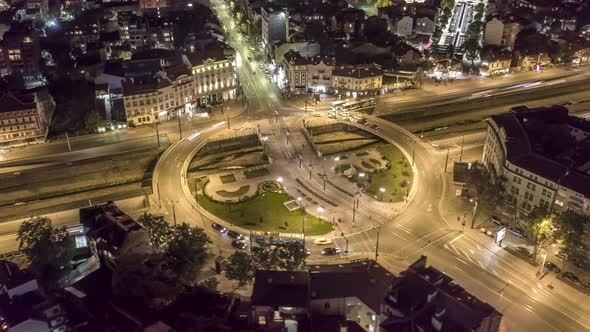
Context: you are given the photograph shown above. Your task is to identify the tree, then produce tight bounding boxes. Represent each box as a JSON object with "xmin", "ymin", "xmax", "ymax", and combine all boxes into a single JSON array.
[
  {"xmin": 252, "ymin": 246, "xmax": 281, "ymax": 270},
  {"xmin": 277, "ymin": 242, "xmax": 307, "ymax": 271},
  {"xmin": 198, "ymin": 277, "xmax": 220, "ymax": 290},
  {"xmin": 113, "ymin": 253, "xmax": 185, "ymax": 308},
  {"xmin": 525, "ymin": 207, "xmax": 553, "ymax": 260},
  {"xmin": 137, "ymin": 213, "xmax": 172, "ymax": 250},
  {"xmin": 17, "ymin": 217, "xmax": 74, "ymax": 290},
  {"xmin": 84, "ymin": 111, "xmax": 100, "ymax": 132},
  {"xmin": 554, "ymin": 211, "xmax": 589, "ymax": 268},
  {"xmin": 304, "ymin": 21, "xmax": 325, "ymax": 42},
  {"xmin": 463, "ymin": 37, "xmax": 481, "ymax": 69},
  {"xmin": 166, "ymin": 224, "xmax": 211, "ymax": 286},
  {"xmin": 225, "ymin": 251, "xmax": 255, "ymax": 287}
]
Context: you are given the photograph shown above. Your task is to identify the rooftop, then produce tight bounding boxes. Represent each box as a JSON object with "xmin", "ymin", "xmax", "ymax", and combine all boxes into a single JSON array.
[
  {"xmin": 0, "ymin": 93, "xmax": 36, "ymax": 114},
  {"xmin": 332, "ymin": 64, "xmax": 383, "ymax": 79},
  {"xmin": 381, "ymin": 256, "xmax": 501, "ymax": 332},
  {"xmin": 251, "ymin": 270, "xmax": 310, "ymax": 308}
]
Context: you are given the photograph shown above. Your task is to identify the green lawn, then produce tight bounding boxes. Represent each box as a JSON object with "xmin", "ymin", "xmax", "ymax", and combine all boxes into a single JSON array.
[
  {"xmin": 364, "ymin": 143, "xmax": 413, "ymax": 202},
  {"xmin": 197, "ymin": 192, "xmax": 333, "ymax": 235},
  {"xmin": 217, "ymin": 185, "xmax": 250, "ymax": 198},
  {"xmin": 188, "ymin": 176, "xmax": 209, "ymax": 193},
  {"xmin": 335, "ymin": 163, "xmax": 353, "ymax": 173}
]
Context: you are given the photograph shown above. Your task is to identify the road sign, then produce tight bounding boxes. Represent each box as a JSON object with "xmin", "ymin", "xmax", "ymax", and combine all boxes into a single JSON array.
[{"xmin": 495, "ymin": 227, "xmax": 507, "ymax": 244}]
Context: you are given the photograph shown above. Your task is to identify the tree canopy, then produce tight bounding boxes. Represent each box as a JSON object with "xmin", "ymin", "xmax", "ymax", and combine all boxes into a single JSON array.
[{"xmin": 17, "ymin": 217, "xmax": 74, "ymax": 290}]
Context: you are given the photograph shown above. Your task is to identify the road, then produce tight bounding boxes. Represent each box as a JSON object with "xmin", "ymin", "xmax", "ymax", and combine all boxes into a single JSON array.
[{"xmin": 151, "ymin": 2, "xmax": 590, "ymax": 331}]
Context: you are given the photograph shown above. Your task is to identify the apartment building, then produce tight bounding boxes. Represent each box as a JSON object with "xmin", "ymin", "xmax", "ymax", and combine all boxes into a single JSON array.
[
  {"xmin": 284, "ymin": 51, "xmax": 335, "ymax": 93},
  {"xmin": 484, "ymin": 17, "xmax": 522, "ymax": 50},
  {"xmin": 122, "ymin": 49, "xmax": 236, "ymax": 126},
  {"xmin": 0, "ymin": 23, "xmax": 40, "ymax": 81},
  {"xmin": 483, "ymin": 106, "xmax": 590, "ymax": 216},
  {"xmin": 332, "ymin": 64, "xmax": 383, "ymax": 98},
  {"xmin": 0, "ymin": 92, "xmax": 47, "ymax": 146}
]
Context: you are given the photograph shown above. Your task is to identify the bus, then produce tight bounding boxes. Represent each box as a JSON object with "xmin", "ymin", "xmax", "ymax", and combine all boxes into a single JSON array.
[
  {"xmin": 338, "ymin": 98, "xmax": 376, "ymax": 111},
  {"xmin": 330, "ymin": 100, "xmax": 346, "ymax": 110}
]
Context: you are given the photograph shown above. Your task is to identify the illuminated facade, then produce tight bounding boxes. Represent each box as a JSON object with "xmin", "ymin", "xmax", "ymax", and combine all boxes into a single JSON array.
[{"xmin": 0, "ymin": 93, "xmax": 47, "ymax": 146}]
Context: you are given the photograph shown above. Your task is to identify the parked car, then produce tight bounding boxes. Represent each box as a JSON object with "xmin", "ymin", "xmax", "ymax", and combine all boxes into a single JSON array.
[
  {"xmin": 582, "ymin": 281, "xmax": 590, "ymax": 291},
  {"xmin": 321, "ymin": 247, "xmax": 341, "ymax": 255},
  {"xmin": 357, "ymin": 118, "xmax": 368, "ymax": 125},
  {"xmin": 555, "ymin": 251, "xmax": 568, "ymax": 261},
  {"xmin": 231, "ymin": 240, "xmax": 247, "ymax": 250},
  {"xmin": 516, "ymin": 246, "xmax": 533, "ymax": 258},
  {"xmin": 509, "ymin": 227, "xmax": 525, "ymax": 238},
  {"xmin": 544, "ymin": 261, "xmax": 561, "ymax": 273},
  {"xmin": 314, "ymin": 237, "xmax": 333, "ymax": 245},
  {"xmin": 211, "ymin": 223, "xmax": 227, "ymax": 233},
  {"xmin": 254, "ymin": 236, "xmax": 268, "ymax": 245},
  {"xmin": 227, "ymin": 230, "xmax": 244, "ymax": 240},
  {"xmin": 562, "ymin": 272, "xmax": 580, "ymax": 283},
  {"xmin": 370, "ymin": 124, "xmax": 380, "ymax": 131},
  {"xmin": 490, "ymin": 216, "xmax": 503, "ymax": 226}
]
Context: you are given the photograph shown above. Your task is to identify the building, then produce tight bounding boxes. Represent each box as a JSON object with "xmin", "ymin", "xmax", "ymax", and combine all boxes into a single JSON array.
[
  {"xmin": 0, "ymin": 92, "xmax": 48, "ymax": 146},
  {"xmin": 284, "ymin": 51, "xmax": 335, "ymax": 93},
  {"xmin": 121, "ymin": 48, "xmax": 236, "ymax": 126},
  {"xmin": 331, "ymin": 8, "xmax": 365, "ymax": 37},
  {"xmin": 379, "ymin": 4, "xmax": 437, "ymax": 37},
  {"xmin": 309, "ymin": 260, "xmax": 395, "ymax": 331},
  {"xmin": 479, "ymin": 46, "xmax": 512, "ymax": 77},
  {"xmin": 184, "ymin": 48, "xmax": 237, "ymax": 106},
  {"xmin": 274, "ymin": 42, "xmax": 320, "ymax": 65},
  {"xmin": 261, "ymin": 6, "xmax": 289, "ymax": 51},
  {"xmin": 483, "ymin": 17, "xmax": 522, "ymax": 50},
  {"xmin": 381, "ymin": 256, "xmax": 502, "ymax": 332},
  {"xmin": 332, "ymin": 64, "xmax": 383, "ymax": 98},
  {"xmin": 250, "ymin": 260, "xmax": 396, "ymax": 331},
  {"xmin": 251, "ymin": 270, "xmax": 310, "ymax": 329},
  {"xmin": 25, "ymin": 0, "xmax": 49, "ymax": 21},
  {"xmin": 80, "ymin": 201, "xmax": 151, "ymax": 270},
  {"xmin": 483, "ymin": 106, "xmax": 590, "ymax": 216},
  {"xmin": 0, "ymin": 23, "xmax": 40, "ymax": 81}
]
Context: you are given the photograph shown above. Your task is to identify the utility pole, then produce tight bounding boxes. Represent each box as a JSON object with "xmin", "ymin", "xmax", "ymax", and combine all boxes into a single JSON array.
[
  {"xmin": 459, "ymin": 136, "xmax": 465, "ymax": 162},
  {"xmin": 471, "ymin": 201, "xmax": 478, "ymax": 229},
  {"xmin": 157, "ymin": 183, "xmax": 161, "ymax": 208},
  {"xmin": 352, "ymin": 197, "xmax": 356, "ymax": 226},
  {"xmin": 155, "ymin": 122, "xmax": 160, "ymax": 148},
  {"xmin": 444, "ymin": 148, "xmax": 449, "ymax": 172},
  {"xmin": 227, "ymin": 115, "xmax": 230, "ymax": 130},
  {"xmin": 323, "ymin": 175, "xmax": 326, "ymax": 190},
  {"xmin": 65, "ymin": 131, "xmax": 72, "ymax": 152},
  {"xmin": 177, "ymin": 114, "xmax": 182, "ymax": 140},
  {"xmin": 194, "ymin": 181, "xmax": 199, "ymax": 206},
  {"xmin": 375, "ymin": 227, "xmax": 380, "ymax": 262},
  {"xmin": 172, "ymin": 202, "xmax": 177, "ymax": 226}
]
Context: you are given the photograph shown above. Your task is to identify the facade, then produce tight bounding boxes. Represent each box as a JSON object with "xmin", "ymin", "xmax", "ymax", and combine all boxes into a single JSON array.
[
  {"xmin": 381, "ymin": 256, "xmax": 502, "ymax": 332},
  {"xmin": 284, "ymin": 52, "xmax": 335, "ymax": 93},
  {"xmin": 25, "ymin": 0, "xmax": 49, "ymax": 21},
  {"xmin": 0, "ymin": 93, "xmax": 47, "ymax": 146},
  {"xmin": 395, "ymin": 16, "xmax": 414, "ymax": 36},
  {"xmin": 0, "ymin": 23, "xmax": 40, "ymax": 81},
  {"xmin": 483, "ymin": 106, "xmax": 590, "ymax": 216},
  {"xmin": 122, "ymin": 50, "xmax": 235, "ymax": 126},
  {"xmin": 483, "ymin": 17, "xmax": 521, "ymax": 50},
  {"xmin": 332, "ymin": 64, "xmax": 383, "ymax": 98},
  {"xmin": 261, "ymin": 7, "xmax": 289, "ymax": 50},
  {"xmin": 480, "ymin": 47, "xmax": 512, "ymax": 77}
]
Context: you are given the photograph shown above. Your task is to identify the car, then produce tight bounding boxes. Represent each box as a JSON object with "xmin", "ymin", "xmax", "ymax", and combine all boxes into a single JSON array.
[
  {"xmin": 544, "ymin": 261, "xmax": 561, "ymax": 273},
  {"xmin": 562, "ymin": 272, "xmax": 580, "ymax": 283},
  {"xmin": 582, "ymin": 281, "xmax": 590, "ymax": 291},
  {"xmin": 490, "ymin": 216, "xmax": 503, "ymax": 226},
  {"xmin": 271, "ymin": 237, "xmax": 287, "ymax": 245},
  {"xmin": 357, "ymin": 118, "xmax": 368, "ymax": 125},
  {"xmin": 254, "ymin": 236, "xmax": 268, "ymax": 245},
  {"xmin": 370, "ymin": 124, "xmax": 380, "ymax": 131},
  {"xmin": 313, "ymin": 237, "xmax": 333, "ymax": 245},
  {"xmin": 508, "ymin": 227, "xmax": 525, "ymax": 238},
  {"xmin": 516, "ymin": 246, "xmax": 533, "ymax": 258},
  {"xmin": 211, "ymin": 223, "xmax": 227, "ymax": 233},
  {"xmin": 227, "ymin": 230, "xmax": 244, "ymax": 240},
  {"xmin": 555, "ymin": 251, "xmax": 568, "ymax": 260},
  {"xmin": 231, "ymin": 240, "xmax": 247, "ymax": 250},
  {"xmin": 321, "ymin": 247, "xmax": 341, "ymax": 255}
]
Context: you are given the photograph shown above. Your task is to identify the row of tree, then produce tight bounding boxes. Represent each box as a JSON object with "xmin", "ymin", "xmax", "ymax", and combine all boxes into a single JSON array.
[
  {"xmin": 462, "ymin": 3, "xmax": 486, "ymax": 69},
  {"xmin": 432, "ymin": 0, "xmax": 456, "ymax": 44},
  {"xmin": 224, "ymin": 242, "xmax": 308, "ymax": 288}
]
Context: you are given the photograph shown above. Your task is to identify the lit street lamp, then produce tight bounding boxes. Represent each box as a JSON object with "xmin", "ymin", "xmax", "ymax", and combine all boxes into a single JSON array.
[
  {"xmin": 379, "ymin": 187, "xmax": 386, "ymax": 201},
  {"xmin": 277, "ymin": 176, "xmax": 283, "ymax": 183},
  {"xmin": 334, "ymin": 156, "xmax": 340, "ymax": 168},
  {"xmin": 317, "ymin": 207, "xmax": 324, "ymax": 222},
  {"xmin": 359, "ymin": 172, "xmax": 365, "ymax": 187}
]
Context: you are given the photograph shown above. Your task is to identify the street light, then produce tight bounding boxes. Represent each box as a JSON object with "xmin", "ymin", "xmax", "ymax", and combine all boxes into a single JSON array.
[
  {"xmin": 379, "ymin": 187, "xmax": 386, "ymax": 201},
  {"xmin": 334, "ymin": 156, "xmax": 340, "ymax": 168},
  {"xmin": 277, "ymin": 176, "xmax": 283, "ymax": 183},
  {"xmin": 317, "ymin": 207, "xmax": 324, "ymax": 222},
  {"xmin": 359, "ymin": 172, "xmax": 365, "ymax": 187}
]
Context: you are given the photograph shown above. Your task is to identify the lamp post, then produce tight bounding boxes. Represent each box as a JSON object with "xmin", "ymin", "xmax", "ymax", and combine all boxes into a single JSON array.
[
  {"xmin": 317, "ymin": 207, "xmax": 324, "ymax": 222},
  {"xmin": 334, "ymin": 156, "xmax": 340, "ymax": 168},
  {"xmin": 539, "ymin": 252, "xmax": 548, "ymax": 277},
  {"xmin": 469, "ymin": 198, "xmax": 478, "ymax": 229},
  {"xmin": 359, "ymin": 172, "xmax": 365, "ymax": 188},
  {"xmin": 379, "ymin": 187, "xmax": 386, "ymax": 201}
]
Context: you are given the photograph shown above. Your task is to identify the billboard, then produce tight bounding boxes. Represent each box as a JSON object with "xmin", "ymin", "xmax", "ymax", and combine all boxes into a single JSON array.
[{"xmin": 495, "ymin": 227, "xmax": 507, "ymax": 244}]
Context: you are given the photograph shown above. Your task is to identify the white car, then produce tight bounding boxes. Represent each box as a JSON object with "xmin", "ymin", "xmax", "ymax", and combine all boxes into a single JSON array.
[{"xmin": 313, "ymin": 237, "xmax": 333, "ymax": 245}]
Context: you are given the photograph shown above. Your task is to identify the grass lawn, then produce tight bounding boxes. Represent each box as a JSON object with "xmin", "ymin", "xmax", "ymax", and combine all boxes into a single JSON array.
[
  {"xmin": 361, "ymin": 161, "xmax": 375, "ymax": 169},
  {"xmin": 316, "ymin": 139, "xmax": 379, "ymax": 155},
  {"xmin": 369, "ymin": 158, "xmax": 381, "ymax": 166},
  {"xmin": 335, "ymin": 163, "xmax": 353, "ymax": 173},
  {"xmin": 188, "ymin": 176, "xmax": 209, "ymax": 193},
  {"xmin": 217, "ymin": 185, "xmax": 250, "ymax": 198},
  {"xmin": 220, "ymin": 174, "xmax": 237, "ymax": 184},
  {"xmin": 197, "ymin": 192, "xmax": 333, "ymax": 235},
  {"xmin": 364, "ymin": 143, "xmax": 413, "ymax": 202}
]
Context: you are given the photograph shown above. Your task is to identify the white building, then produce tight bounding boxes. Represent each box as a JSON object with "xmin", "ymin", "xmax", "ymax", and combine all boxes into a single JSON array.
[
  {"xmin": 261, "ymin": 7, "xmax": 289, "ymax": 51},
  {"xmin": 284, "ymin": 51, "xmax": 335, "ymax": 93},
  {"xmin": 483, "ymin": 17, "xmax": 521, "ymax": 50},
  {"xmin": 483, "ymin": 106, "xmax": 590, "ymax": 216},
  {"xmin": 0, "ymin": 92, "xmax": 48, "ymax": 146},
  {"xmin": 332, "ymin": 64, "xmax": 383, "ymax": 98}
]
